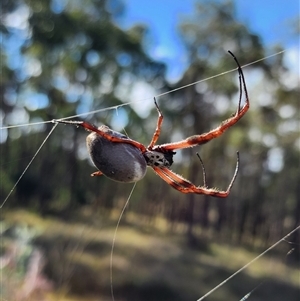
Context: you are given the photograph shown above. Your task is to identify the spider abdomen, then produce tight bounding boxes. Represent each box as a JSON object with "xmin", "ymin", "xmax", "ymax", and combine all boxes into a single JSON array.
[{"xmin": 86, "ymin": 126, "xmax": 147, "ymax": 183}]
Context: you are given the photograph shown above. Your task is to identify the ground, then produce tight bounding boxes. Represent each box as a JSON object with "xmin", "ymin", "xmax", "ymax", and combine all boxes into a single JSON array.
[{"xmin": 2, "ymin": 208, "xmax": 299, "ymax": 301}]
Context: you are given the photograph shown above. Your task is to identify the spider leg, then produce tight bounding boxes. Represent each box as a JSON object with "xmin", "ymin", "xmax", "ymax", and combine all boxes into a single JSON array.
[
  {"xmin": 157, "ymin": 104, "xmax": 248, "ymax": 151},
  {"xmin": 91, "ymin": 171, "xmax": 103, "ymax": 177},
  {"xmin": 196, "ymin": 152, "xmax": 207, "ymax": 187},
  {"xmin": 152, "ymin": 151, "xmax": 239, "ymax": 198},
  {"xmin": 53, "ymin": 119, "xmax": 147, "ymax": 152},
  {"xmin": 152, "ymin": 166, "xmax": 195, "ymax": 193},
  {"xmin": 147, "ymin": 97, "xmax": 164, "ymax": 149},
  {"xmin": 155, "ymin": 52, "xmax": 249, "ymax": 152},
  {"xmin": 228, "ymin": 51, "xmax": 249, "ymax": 112}
]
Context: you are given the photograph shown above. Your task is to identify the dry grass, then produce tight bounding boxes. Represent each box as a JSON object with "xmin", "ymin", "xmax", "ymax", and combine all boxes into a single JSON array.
[{"xmin": 2, "ymin": 208, "xmax": 299, "ymax": 301}]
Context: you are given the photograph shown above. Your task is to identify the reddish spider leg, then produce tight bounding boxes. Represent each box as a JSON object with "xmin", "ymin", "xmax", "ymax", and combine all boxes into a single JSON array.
[
  {"xmin": 153, "ymin": 152, "xmax": 240, "ymax": 197},
  {"xmin": 147, "ymin": 97, "xmax": 163, "ymax": 149},
  {"xmin": 52, "ymin": 120, "xmax": 147, "ymax": 152},
  {"xmin": 153, "ymin": 51, "xmax": 249, "ymax": 152}
]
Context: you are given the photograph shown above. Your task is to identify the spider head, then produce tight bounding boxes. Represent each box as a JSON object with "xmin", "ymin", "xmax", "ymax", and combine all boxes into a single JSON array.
[
  {"xmin": 144, "ymin": 150, "xmax": 176, "ymax": 168},
  {"xmin": 163, "ymin": 150, "xmax": 176, "ymax": 166}
]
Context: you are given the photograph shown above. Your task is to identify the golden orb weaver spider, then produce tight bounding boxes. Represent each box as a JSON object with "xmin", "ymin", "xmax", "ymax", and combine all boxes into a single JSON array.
[{"xmin": 53, "ymin": 51, "xmax": 249, "ymax": 197}]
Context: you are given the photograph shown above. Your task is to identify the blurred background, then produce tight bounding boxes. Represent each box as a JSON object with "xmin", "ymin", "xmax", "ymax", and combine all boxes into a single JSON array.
[{"xmin": 1, "ymin": 0, "xmax": 299, "ymax": 300}]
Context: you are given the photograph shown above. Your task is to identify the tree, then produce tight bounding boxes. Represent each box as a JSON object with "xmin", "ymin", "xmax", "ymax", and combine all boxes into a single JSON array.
[{"xmin": 1, "ymin": 0, "xmax": 166, "ymax": 212}]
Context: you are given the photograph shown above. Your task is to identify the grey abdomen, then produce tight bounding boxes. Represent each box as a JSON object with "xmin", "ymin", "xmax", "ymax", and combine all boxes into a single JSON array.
[{"xmin": 86, "ymin": 128, "xmax": 147, "ymax": 183}]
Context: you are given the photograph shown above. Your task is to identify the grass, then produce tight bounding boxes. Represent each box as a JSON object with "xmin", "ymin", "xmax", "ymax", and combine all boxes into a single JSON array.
[{"xmin": 2, "ymin": 208, "xmax": 299, "ymax": 301}]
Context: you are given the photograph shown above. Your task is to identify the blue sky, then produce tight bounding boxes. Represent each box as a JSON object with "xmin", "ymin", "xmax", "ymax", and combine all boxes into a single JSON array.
[
  {"xmin": 116, "ymin": 0, "xmax": 299, "ymax": 81},
  {"xmin": 1, "ymin": 0, "xmax": 298, "ymax": 127}
]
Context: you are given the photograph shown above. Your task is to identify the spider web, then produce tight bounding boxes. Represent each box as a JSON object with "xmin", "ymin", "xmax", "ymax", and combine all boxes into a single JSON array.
[{"xmin": 1, "ymin": 49, "xmax": 299, "ymax": 301}]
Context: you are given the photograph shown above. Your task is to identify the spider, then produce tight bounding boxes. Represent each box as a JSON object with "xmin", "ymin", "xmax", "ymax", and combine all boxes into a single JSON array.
[{"xmin": 53, "ymin": 51, "xmax": 249, "ymax": 197}]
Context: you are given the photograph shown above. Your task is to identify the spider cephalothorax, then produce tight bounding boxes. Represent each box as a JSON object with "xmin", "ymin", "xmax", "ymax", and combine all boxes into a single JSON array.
[
  {"xmin": 144, "ymin": 150, "xmax": 176, "ymax": 168},
  {"xmin": 53, "ymin": 51, "xmax": 249, "ymax": 197}
]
